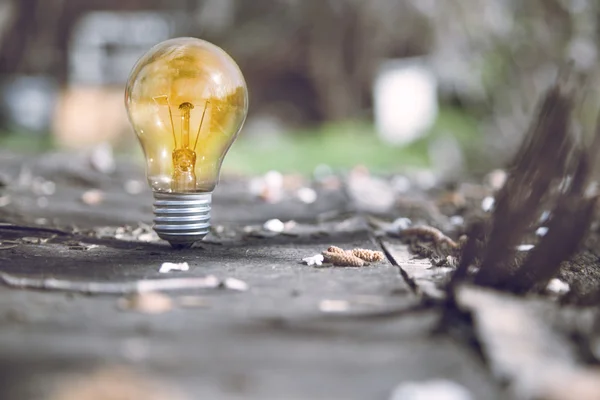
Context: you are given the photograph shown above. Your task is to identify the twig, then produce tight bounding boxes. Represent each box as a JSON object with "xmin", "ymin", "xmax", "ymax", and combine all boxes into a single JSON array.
[
  {"xmin": 0, "ymin": 273, "xmax": 248, "ymax": 294},
  {"xmin": 475, "ymin": 70, "xmax": 578, "ymax": 286},
  {"xmin": 449, "ymin": 221, "xmax": 486, "ymax": 289},
  {"xmin": 510, "ymin": 113, "xmax": 600, "ymax": 291},
  {"xmin": 396, "ymin": 226, "xmax": 459, "ymax": 249}
]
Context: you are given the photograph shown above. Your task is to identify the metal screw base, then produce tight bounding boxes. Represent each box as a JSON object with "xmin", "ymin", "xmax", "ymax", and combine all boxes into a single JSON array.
[{"xmin": 152, "ymin": 192, "xmax": 212, "ymax": 249}]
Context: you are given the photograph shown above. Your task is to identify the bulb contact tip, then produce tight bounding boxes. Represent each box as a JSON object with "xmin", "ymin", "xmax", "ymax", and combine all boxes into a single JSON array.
[{"xmin": 152, "ymin": 192, "xmax": 212, "ymax": 248}]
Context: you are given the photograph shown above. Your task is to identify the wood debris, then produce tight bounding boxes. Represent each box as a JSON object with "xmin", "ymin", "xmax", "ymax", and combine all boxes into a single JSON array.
[
  {"xmin": 351, "ymin": 248, "xmax": 385, "ymax": 262},
  {"xmin": 394, "ymin": 225, "xmax": 464, "ymax": 260},
  {"xmin": 322, "ymin": 250, "xmax": 364, "ymax": 267},
  {"xmin": 456, "ymin": 286, "xmax": 600, "ymax": 400},
  {"xmin": 321, "ymin": 246, "xmax": 385, "ymax": 267},
  {"xmin": 450, "ymin": 66, "xmax": 600, "ymax": 297},
  {"xmin": 48, "ymin": 366, "xmax": 189, "ymax": 400},
  {"xmin": 0, "ymin": 272, "xmax": 247, "ymax": 294}
]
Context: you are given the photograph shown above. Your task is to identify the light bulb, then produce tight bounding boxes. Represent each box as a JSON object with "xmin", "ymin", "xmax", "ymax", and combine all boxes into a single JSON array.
[{"xmin": 125, "ymin": 37, "xmax": 248, "ymax": 248}]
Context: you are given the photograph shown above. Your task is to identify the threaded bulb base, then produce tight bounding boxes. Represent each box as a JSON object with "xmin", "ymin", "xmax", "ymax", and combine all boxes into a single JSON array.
[{"xmin": 152, "ymin": 192, "xmax": 212, "ymax": 249}]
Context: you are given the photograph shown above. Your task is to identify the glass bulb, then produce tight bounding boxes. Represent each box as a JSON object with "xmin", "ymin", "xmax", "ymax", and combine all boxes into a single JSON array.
[{"xmin": 125, "ymin": 37, "xmax": 248, "ymax": 248}]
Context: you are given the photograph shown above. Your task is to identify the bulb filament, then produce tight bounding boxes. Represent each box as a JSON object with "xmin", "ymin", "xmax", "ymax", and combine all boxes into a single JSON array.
[{"xmin": 167, "ymin": 100, "xmax": 209, "ymax": 192}]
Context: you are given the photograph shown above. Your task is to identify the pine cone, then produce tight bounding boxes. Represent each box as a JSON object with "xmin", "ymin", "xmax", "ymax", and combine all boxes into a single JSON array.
[
  {"xmin": 351, "ymin": 248, "xmax": 385, "ymax": 262},
  {"xmin": 322, "ymin": 251, "xmax": 365, "ymax": 267},
  {"xmin": 327, "ymin": 246, "xmax": 345, "ymax": 254}
]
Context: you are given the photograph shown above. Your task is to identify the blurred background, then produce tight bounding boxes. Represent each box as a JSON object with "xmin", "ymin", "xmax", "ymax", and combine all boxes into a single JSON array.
[{"xmin": 1, "ymin": 0, "xmax": 599, "ymax": 179}]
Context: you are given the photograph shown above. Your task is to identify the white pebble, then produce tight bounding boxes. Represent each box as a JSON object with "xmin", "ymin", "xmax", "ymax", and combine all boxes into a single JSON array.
[
  {"xmin": 263, "ymin": 219, "xmax": 285, "ymax": 233},
  {"xmin": 302, "ymin": 254, "xmax": 324, "ymax": 266},
  {"xmin": 485, "ymin": 169, "xmax": 507, "ymax": 190},
  {"xmin": 81, "ymin": 189, "xmax": 104, "ymax": 205},
  {"xmin": 539, "ymin": 210, "xmax": 551, "ymax": 223},
  {"xmin": 481, "ymin": 196, "xmax": 495, "ymax": 212},
  {"xmin": 224, "ymin": 277, "xmax": 249, "ymax": 291},
  {"xmin": 392, "ymin": 217, "xmax": 412, "ymax": 231},
  {"xmin": 516, "ymin": 244, "xmax": 535, "ymax": 251},
  {"xmin": 248, "ymin": 177, "xmax": 265, "ymax": 196},
  {"xmin": 389, "ymin": 379, "xmax": 473, "ymax": 400},
  {"xmin": 546, "ymin": 278, "xmax": 569, "ymax": 295},
  {"xmin": 449, "ymin": 215, "xmax": 464, "ymax": 226},
  {"xmin": 0, "ymin": 195, "xmax": 10, "ymax": 207},
  {"xmin": 89, "ymin": 143, "xmax": 115, "ymax": 174},
  {"xmin": 536, "ymin": 226, "xmax": 549, "ymax": 237},
  {"xmin": 36, "ymin": 197, "xmax": 48, "ymax": 208},
  {"xmin": 319, "ymin": 300, "xmax": 350, "ymax": 313},
  {"xmin": 264, "ymin": 170, "xmax": 283, "ymax": 188},
  {"xmin": 159, "ymin": 262, "xmax": 190, "ymax": 273},
  {"xmin": 297, "ymin": 187, "xmax": 317, "ymax": 204},
  {"xmin": 391, "ymin": 175, "xmax": 411, "ymax": 193},
  {"xmin": 34, "ymin": 179, "xmax": 55, "ymax": 196},
  {"xmin": 124, "ymin": 179, "xmax": 144, "ymax": 195}
]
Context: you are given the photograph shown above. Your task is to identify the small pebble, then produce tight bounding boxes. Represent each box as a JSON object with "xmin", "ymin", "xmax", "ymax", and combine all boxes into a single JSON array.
[
  {"xmin": 159, "ymin": 262, "xmax": 189, "ymax": 273},
  {"xmin": 248, "ymin": 177, "xmax": 265, "ymax": 196},
  {"xmin": 516, "ymin": 244, "xmax": 535, "ymax": 251},
  {"xmin": 546, "ymin": 278, "xmax": 570, "ymax": 295},
  {"xmin": 392, "ymin": 217, "xmax": 412, "ymax": 231},
  {"xmin": 319, "ymin": 299, "xmax": 350, "ymax": 313},
  {"xmin": 36, "ymin": 197, "xmax": 48, "ymax": 208},
  {"xmin": 223, "ymin": 277, "xmax": 249, "ymax": 291},
  {"xmin": 21, "ymin": 237, "xmax": 42, "ymax": 244},
  {"xmin": 283, "ymin": 220, "xmax": 297, "ymax": 230},
  {"xmin": 536, "ymin": 226, "xmax": 549, "ymax": 237},
  {"xmin": 32, "ymin": 178, "xmax": 56, "ymax": 196},
  {"xmin": 485, "ymin": 169, "xmax": 507, "ymax": 191},
  {"xmin": 178, "ymin": 296, "xmax": 210, "ymax": 308},
  {"xmin": 118, "ymin": 292, "xmax": 173, "ymax": 314},
  {"xmin": 125, "ymin": 180, "xmax": 145, "ymax": 195},
  {"xmin": 263, "ymin": 219, "xmax": 285, "ymax": 233},
  {"xmin": 539, "ymin": 210, "xmax": 551, "ymax": 223},
  {"xmin": 389, "ymin": 379, "xmax": 473, "ymax": 400},
  {"xmin": 0, "ymin": 195, "xmax": 11, "ymax": 207},
  {"xmin": 391, "ymin": 175, "xmax": 411, "ymax": 193},
  {"xmin": 413, "ymin": 170, "xmax": 436, "ymax": 191},
  {"xmin": 449, "ymin": 215, "xmax": 464, "ymax": 226},
  {"xmin": 137, "ymin": 232, "xmax": 158, "ymax": 242},
  {"xmin": 40, "ymin": 180, "xmax": 56, "ymax": 195},
  {"xmin": 264, "ymin": 170, "xmax": 283, "ymax": 188},
  {"xmin": 89, "ymin": 143, "xmax": 115, "ymax": 174},
  {"xmin": 297, "ymin": 187, "xmax": 317, "ymax": 204},
  {"xmin": 481, "ymin": 196, "xmax": 495, "ymax": 212},
  {"xmin": 302, "ymin": 254, "xmax": 324, "ymax": 266},
  {"xmin": 81, "ymin": 189, "xmax": 104, "ymax": 205}
]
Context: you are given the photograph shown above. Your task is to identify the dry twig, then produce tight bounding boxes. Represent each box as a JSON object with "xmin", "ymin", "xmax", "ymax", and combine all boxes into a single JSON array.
[
  {"xmin": 451, "ymin": 66, "xmax": 600, "ymax": 296},
  {"xmin": 0, "ymin": 273, "xmax": 248, "ymax": 294}
]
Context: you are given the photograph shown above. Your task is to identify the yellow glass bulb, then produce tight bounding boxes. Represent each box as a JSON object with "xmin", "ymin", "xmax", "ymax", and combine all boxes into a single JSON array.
[
  {"xmin": 125, "ymin": 37, "xmax": 248, "ymax": 193},
  {"xmin": 124, "ymin": 37, "xmax": 248, "ymax": 248}
]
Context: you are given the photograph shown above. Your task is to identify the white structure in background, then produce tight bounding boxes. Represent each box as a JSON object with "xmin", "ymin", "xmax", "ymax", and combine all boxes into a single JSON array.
[
  {"xmin": 54, "ymin": 11, "xmax": 178, "ymax": 148},
  {"xmin": 69, "ymin": 11, "xmax": 175, "ymax": 85},
  {"xmin": 1, "ymin": 76, "xmax": 57, "ymax": 133},
  {"xmin": 373, "ymin": 58, "xmax": 438, "ymax": 146}
]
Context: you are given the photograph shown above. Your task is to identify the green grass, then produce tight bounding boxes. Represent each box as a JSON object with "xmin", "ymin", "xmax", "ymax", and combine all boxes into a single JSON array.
[
  {"xmin": 223, "ymin": 106, "xmax": 480, "ymax": 175},
  {"xmin": 0, "ymin": 106, "xmax": 480, "ymax": 176}
]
